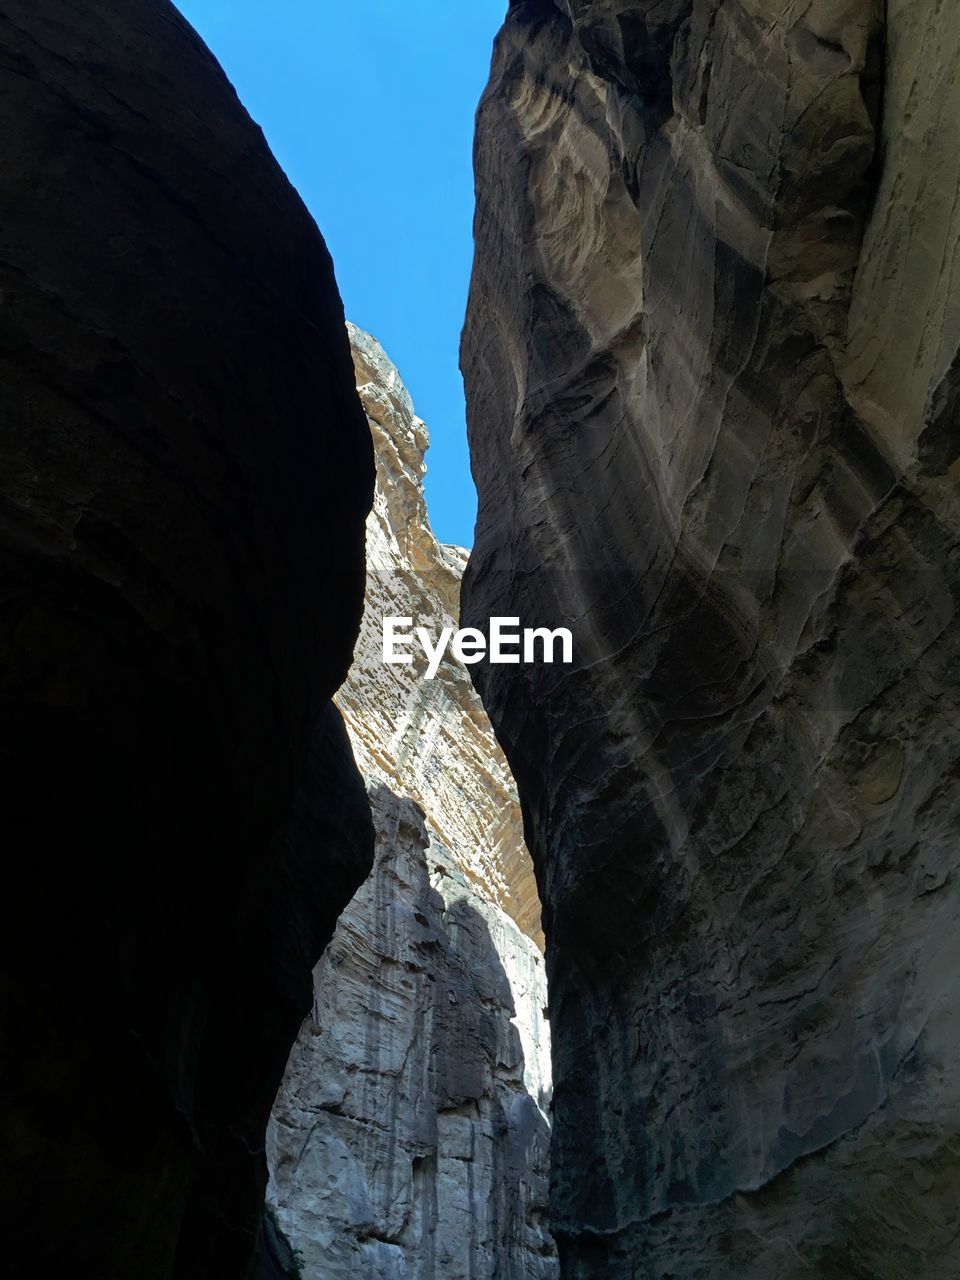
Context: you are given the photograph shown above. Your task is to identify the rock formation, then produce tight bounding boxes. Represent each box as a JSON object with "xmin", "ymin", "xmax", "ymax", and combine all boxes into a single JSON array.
[
  {"xmin": 0, "ymin": 4, "xmax": 374, "ymax": 1277},
  {"xmin": 339, "ymin": 323, "xmax": 544, "ymax": 947},
  {"xmin": 266, "ymin": 329, "xmax": 555, "ymax": 1278},
  {"xmin": 463, "ymin": 2, "xmax": 960, "ymax": 1276},
  {"xmin": 268, "ymin": 787, "xmax": 554, "ymax": 1280}
]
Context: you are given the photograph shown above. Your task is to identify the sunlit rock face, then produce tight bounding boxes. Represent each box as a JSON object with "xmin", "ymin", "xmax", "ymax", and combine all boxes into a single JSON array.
[
  {"xmin": 0, "ymin": 3, "xmax": 374, "ymax": 1276},
  {"xmin": 462, "ymin": 1, "xmax": 960, "ymax": 1276},
  {"xmin": 339, "ymin": 323, "xmax": 544, "ymax": 948},
  {"xmin": 266, "ymin": 329, "xmax": 555, "ymax": 1278}
]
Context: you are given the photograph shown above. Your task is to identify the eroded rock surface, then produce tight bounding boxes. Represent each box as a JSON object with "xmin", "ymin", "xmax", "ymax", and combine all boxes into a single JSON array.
[
  {"xmin": 339, "ymin": 324, "xmax": 544, "ymax": 946},
  {"xmin": 463, "ymin": 2, "xmax": 960, "ymax": 1276},
  {"xmin": 0, "ymin": 4, "xmax": 374, "ymax": 1276},
  {"xmin": 266, "ymin": 329, "xmax": 555, "ymax": 1278},
  {"xmin": 268, "ymin": 787, "xmax": 554, "ymax": 1280}
]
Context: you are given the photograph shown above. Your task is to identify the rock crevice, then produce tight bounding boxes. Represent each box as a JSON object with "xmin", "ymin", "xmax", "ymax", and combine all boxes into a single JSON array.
[{"xmin": 266, "ymin": 329, "xmax": 555, "ymax": 1279}]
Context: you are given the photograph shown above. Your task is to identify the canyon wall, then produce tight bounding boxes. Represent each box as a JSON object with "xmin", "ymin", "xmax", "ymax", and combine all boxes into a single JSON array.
[
  {"xmin": 338, "ymin": 325, "xmax": 544, "ymax": 946},
  {"xmin": 0, "ymin": 3, "xmax": 374, "ymax": 1276},
  {"xmin": 266, "ymin": 329, "xmax": 555, "ymax": 1278},
  {"xmin": 463, "ymin": 2, "xmax": 960, "ymax": 1277}
]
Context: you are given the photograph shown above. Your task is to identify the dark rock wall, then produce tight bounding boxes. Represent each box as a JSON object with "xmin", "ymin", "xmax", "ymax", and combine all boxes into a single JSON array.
[
  {"xmin": 0, "ymin": 2, "xmax": 374, "ymax": 1276},
  {"xmin": 463, "ymin": 1, "xmax": 960, "ymax": 1275}
]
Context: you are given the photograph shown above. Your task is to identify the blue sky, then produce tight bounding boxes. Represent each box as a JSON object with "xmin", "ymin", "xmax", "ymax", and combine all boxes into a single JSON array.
[{"xmin": 174, "ymin": 0, "xmax": 506, "ymax": 548}]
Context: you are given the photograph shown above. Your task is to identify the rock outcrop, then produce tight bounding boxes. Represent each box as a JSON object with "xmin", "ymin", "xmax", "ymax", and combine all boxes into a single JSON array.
[
  {"xmin": 268, "ymin": 786, "xmax": 554, "ymax": 1280},
  {"xmin": 266, "ymin": 329, "xmax": 555, "ymax": 1278},
  {"xmin": 0, "ymin": 4, "xmax": 374, "ymax": 1276},
  {"xmin": 463, "ymin": 2, "xmax": 960, "ymax": 1276},
  {"xmin": 339, "ymin": 323, "xmax": 544, "ymax": 946}
]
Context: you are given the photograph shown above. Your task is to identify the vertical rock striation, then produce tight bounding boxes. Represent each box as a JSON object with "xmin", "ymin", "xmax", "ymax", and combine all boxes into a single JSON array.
[
  {"xmin": 269, "ymin": 787, "xmax": 554, "ymax": 1280},
  {"xmin": 463, "ymin": 1, "xmax": 960, "ymax": 1276},
  {"xmin": 339, "ymin": 323, "xmax": 545, "ymax": 947},
  {"xmin": 267, "ymin": 329, "xmax": 556, "ymax": 1278},
  {"xmin": 0, "ymin": 3, "xmax": 374, "ymax": 1276}
]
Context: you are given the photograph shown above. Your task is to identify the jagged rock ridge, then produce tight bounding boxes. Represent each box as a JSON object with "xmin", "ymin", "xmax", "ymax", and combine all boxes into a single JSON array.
[
  {"xmin": 338, "ymin": 323, "xmax": 544, "ymax": 947},
  {"xmin": 462, "ymin": 1, "xmax": 960, "ymax": 1276},
  {"xmin": 267, "ymin": 329, "xmax": 555, "ymax": 1277},
  {"xmin": 0, "ymin": 3, "xmax": 374, "ymax": 1276}
]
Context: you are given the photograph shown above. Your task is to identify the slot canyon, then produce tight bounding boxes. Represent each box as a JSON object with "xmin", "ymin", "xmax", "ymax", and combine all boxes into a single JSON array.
[
  {"xmin": 1, "ymin": 1, "xmax": 959, "ymax": 1278},
  {"xmin": 263, "ymin": 325, "xmax": 555, "ymax": 1279}
]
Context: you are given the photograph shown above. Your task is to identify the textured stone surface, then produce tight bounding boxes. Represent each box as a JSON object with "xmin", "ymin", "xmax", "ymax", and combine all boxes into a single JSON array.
[
  {"xmin": 268, "ymin": 787, "xmax": 554, "ymax": 1280},
  {"xmin": 463, "ymin": 1, "xmax": 960, "ymax": 1276},
  {"xmin": 340, "ymin": 324, "xmax": 543, "ymax": 945},
  {"xmin": 0, "ymin": 4, "xmax": 374, "ymax": 1276},
  {"xmin": 266, "ymin": 328, "xmax": 555, "ymax": 1278}
]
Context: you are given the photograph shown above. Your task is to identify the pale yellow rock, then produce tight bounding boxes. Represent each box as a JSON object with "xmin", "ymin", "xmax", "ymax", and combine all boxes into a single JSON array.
[{"xmin": 338, "ymin": 323, "xmax": 543, "ymax": 946}]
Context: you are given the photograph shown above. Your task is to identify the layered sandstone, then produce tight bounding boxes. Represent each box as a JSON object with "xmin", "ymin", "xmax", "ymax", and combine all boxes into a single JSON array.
[
  {"xmin": 339, "ymin": 323, "xmax": 543, "ymax": 946},
  {"xmin": 266, "ymin": 329, "xmax": 555, "ymax": 1278},
  {"xmin": 463, "ymin": 2, "xmax": 960, "ymax": 1276},
  {"xmin": 0, "ymin": 4, "xmax": 374, "ymax": 1276}
]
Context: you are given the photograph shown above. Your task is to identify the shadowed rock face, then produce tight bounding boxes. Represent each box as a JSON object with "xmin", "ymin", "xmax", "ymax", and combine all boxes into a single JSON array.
[
  {"xmin": 268, "ymin": 786, "xmax": 555, "ymax": 1280},
  {"xmin": 463, "ymin": 1, "xmax": 960, "ymax": 1275},
  {"xmin": 0, "ymin": 3, "xmax": 374, "ymax": 1276}
]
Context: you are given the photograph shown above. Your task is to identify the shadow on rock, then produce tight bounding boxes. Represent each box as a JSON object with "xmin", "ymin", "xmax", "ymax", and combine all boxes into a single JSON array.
[{"xmin": 266, "ymin": 782, "xmax": 557, "ymax": 1279}]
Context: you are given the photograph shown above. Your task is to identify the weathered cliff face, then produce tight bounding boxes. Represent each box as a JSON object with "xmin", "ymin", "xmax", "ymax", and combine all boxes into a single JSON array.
[
  {"xmin": 463, "ymin": 2, "xmax": 960, "ymax": 1276},
  {"xmin": 268, "ymin": 787, "xmax": 554, "ymax": 1280},
  {"xmin": 266, "ymin": 329, "xmax": 555, "ymax": 1278},
  {"xmin": 340, "ymin": 323, "xmax": 544, "ymax": 946},
  {"xmin": 0, "ymin": 3, "xmax": 374, "ymax": 1276}
]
